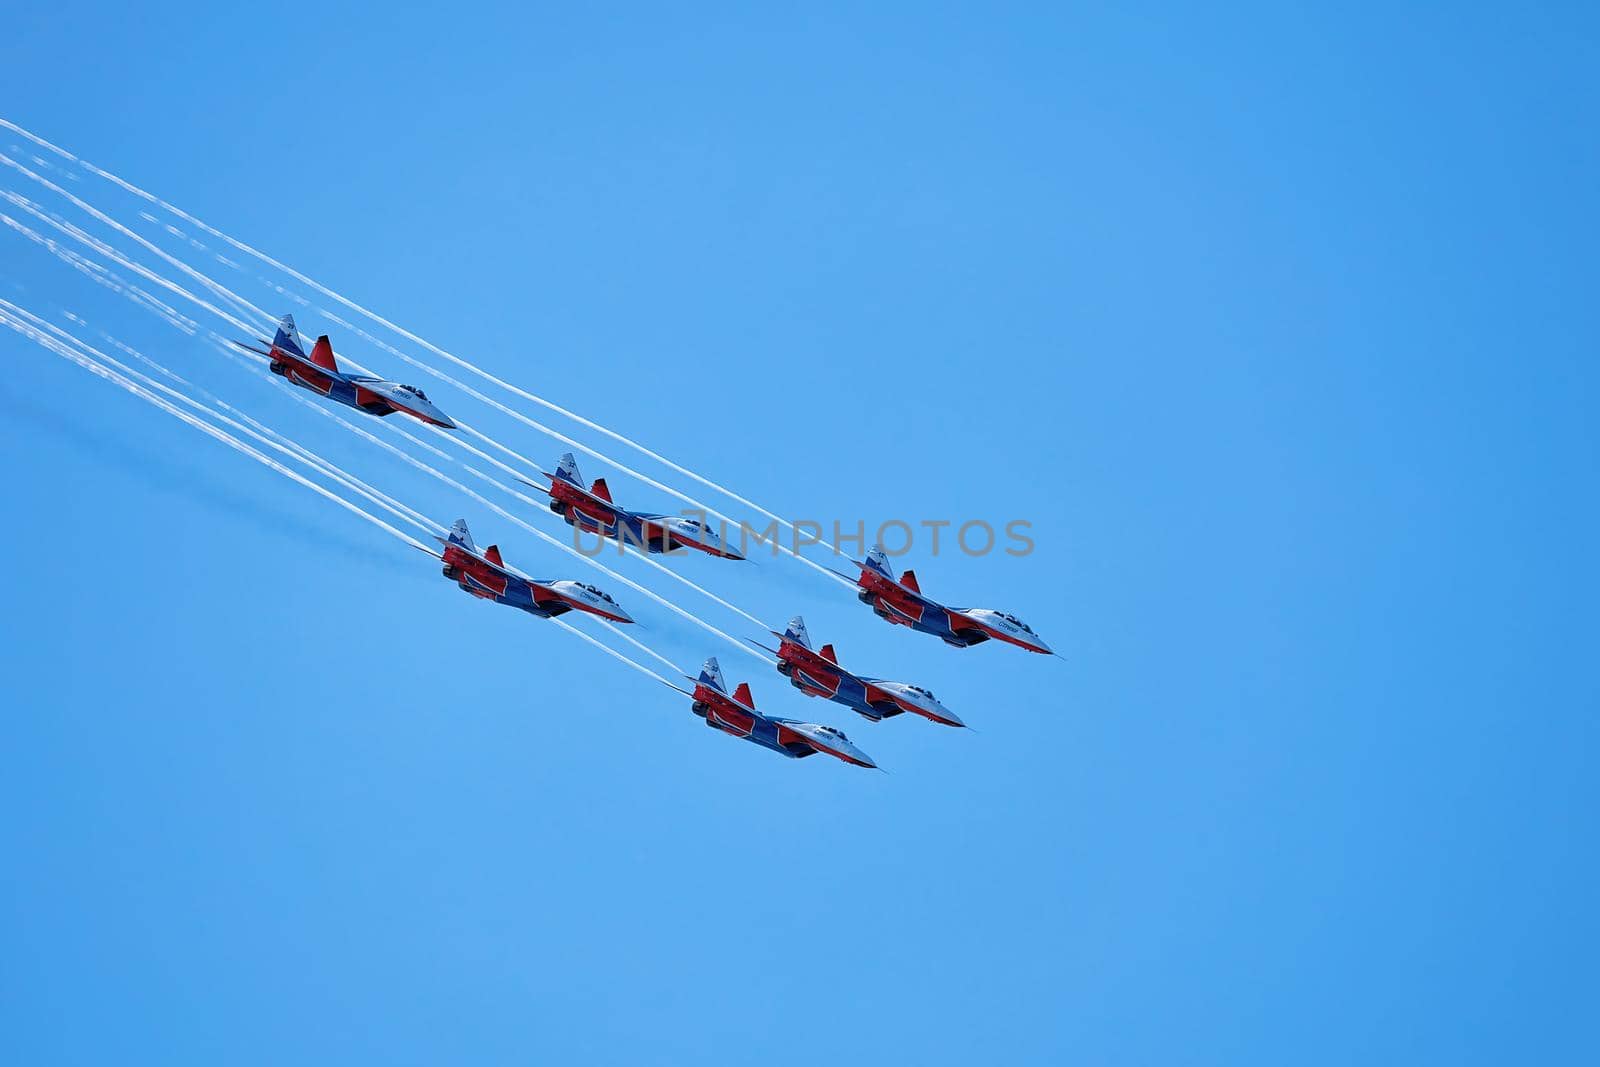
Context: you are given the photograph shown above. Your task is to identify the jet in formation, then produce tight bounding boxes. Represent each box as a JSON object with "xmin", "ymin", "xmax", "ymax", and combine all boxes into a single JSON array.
[
  {"xmin": 522, "ymin": 452, "xmax": 744, "ymax": 559},
  {"xmin": 752, "ymin": 616, "xmax": 965, "ymax": 728},
  {"xmin": 667, "ymin": 657, "xmax": 878, "ymax": 769},
  {"xmin": 845, "ymin": 545, "xmax": 1054, "ymax": 654},
  {"xmin": 429, "ymin": 519, "xmax": 633, "ymax": 623},
  {"xmin": 235, "ymin": 314, "xmax": 456, "ymax": 428}
]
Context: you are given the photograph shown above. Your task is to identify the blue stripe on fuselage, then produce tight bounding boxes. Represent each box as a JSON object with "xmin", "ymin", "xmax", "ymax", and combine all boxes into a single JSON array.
[{"xmin": 460, "ymin": 574, "xmax": 561, "ymax": 618}]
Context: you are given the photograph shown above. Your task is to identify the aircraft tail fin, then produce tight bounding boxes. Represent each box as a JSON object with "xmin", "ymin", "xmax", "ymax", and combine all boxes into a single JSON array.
[
  {"xmin": 732, "ymin": 682, "xmax": 756, "ymax": 709},
  {"xmin": 590, "ymin": 477, "xmax": 613, "ymax": 503},
  {"xmin": 270, "ymin": 314, "xmax": 306, "ymax": 359},
  {"xmin": 484, "ymin": 545, "xmax": 504, "ymax": 567},
  {"xmin": 782, "ymin": 616, "xmax": 813, "ymax": 649},
  {"xmin": 554, "ymin": 452, "xmax": 584, "ymax": 486},
  {"xmin": 861, "ymin": 544, "xmax": 894, "ymax": 579},
  {"xmin": 819, "ymin": 644, "xmax": 839, "ymax": 665},
  {"xmin": 308, "ymin": 334, "xmax": 339, "ymax": 372},
  {"xmin": 446, "ymin": 519, "xmax": 476, "ymax": 552},
  {"xmin": 900, "ymin": 569, "xmax": 921, "ymax": 593},
  {"xmin": 697, "ymin": 657, "xmax": 727, "ymax": 694}
]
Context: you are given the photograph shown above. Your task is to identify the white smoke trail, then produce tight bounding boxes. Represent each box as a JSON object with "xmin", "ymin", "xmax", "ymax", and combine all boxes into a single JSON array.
[
  {"xmin": 375, "ymin": 419, "xmax": 770, "ymax": 666},
  {"xmin": 0, "ymin": 155, "xmax": 769, "ymax": 552},
  {"xmin": 0, "ymin": 117, "xmax": 846, "ymax": 561},
  {"xmin": 429, "ymin": 422, "xmax": 772, "ymax": 629},
  {"xmin": 597, "ymin": 620, "xmax": 684, "ymax": 677},
  {"xmin": 0, "ymin": 299, "xmax": 439, "ymax": 541},
  {"xmin": 0, "ymin": 180, "xmax": 844, "ymax": 608},
  {"xmin": 0, "ymin": 306, "xmax": 432, "ymax": 554},
  {"xmin": 0, "ymin": 193, "xmax": 260, "ymax": 338},
  {"xmin": 551, "ymin": 619, "xmax": 676, "ymax": 691},
  {"xmin": 0, "ymin": 209, "xmax": 444, "ymax": 537},
  {"xmin": 0, "ymin": 302, "xmax": 691, "ymax": 696},
  {"xmin": 0, "ymin": 208, "xmax": 203, "ymax": 336},
  {"xmin": 0, "ymin": 152, "xmax": 275, "ymax": 338},
  {"xmin": 318, "ymin": 308, "xmax": 852, "ymax": 585},
  {"xmin": 0, "ymin": 172, "xmax": 778, "ymax": 654}
]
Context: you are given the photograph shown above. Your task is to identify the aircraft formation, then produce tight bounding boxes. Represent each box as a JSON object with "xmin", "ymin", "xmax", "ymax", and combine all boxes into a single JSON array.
[{"xmin": 242, "ymin": 310, "xmax": 1057, "ymax": 773}]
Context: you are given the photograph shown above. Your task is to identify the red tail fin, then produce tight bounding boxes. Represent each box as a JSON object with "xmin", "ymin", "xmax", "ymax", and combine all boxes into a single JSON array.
[
  {"xmin": 484, "ymin": 545, "xmax": 505, "ymax": 567},
  {"xmin": 308, "ymin": 335, "xmax": 339, "ymax": 372},
  {"xmin": 819, "ymin": 644, "xmax": 839, "ymax": 665},
  {"xmin": 900, "ymin": 570, "xmax": 921, "ymax": 593},
  {"xmin": 733, "ymin": 682, "xmax": 756, "ymax": 708},
  {"xmin": 590, "ymin": 478, "xmax": 613, "ymax": 503}
]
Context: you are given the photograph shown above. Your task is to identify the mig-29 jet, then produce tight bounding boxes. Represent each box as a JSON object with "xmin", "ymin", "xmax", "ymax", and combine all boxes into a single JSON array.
[
  {"xmin": 844, "ymin": 546, "xmax": 1054, "ymax": 655},
  {"xmin": 521, "ymin": 453, "xmax": 744, "ymax": 559},
  {"xmin": 428, "ymin": 519, "xmax": 632, "ymax": 623},
  {"xmin": 752, "ymin": 616, "xmax": 965, "ymax": 728},
  {"xmin": 666, "ymin": 657, "xmax": 878, "ymax": 769},
  {"xmin": 235, "ymin": 314, "xmax": 456, "ymax": 428}
]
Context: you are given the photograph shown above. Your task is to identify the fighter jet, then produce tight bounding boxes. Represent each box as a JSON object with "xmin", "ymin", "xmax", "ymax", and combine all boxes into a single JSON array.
[
  {"xmin": 234, "ymin": 314, "xmax": 456, "ymax": 428},
  {"xmin": 520, "ymin": 453, "xmax": 744, "ymax": 559},
  {"xmin": 752, "ymin": 616, "xmax": 965, "ymax": 728},
  {"xmin": 666, "ymin": 657, "xmax": 878, "ymax": 768},
  {"xmin": 428, "ymin": 519, "xmax": 633, "ymax": 623},
  {"xmin": 844, "ymin": 545, "xmax": 1054, "ymax": 654}
]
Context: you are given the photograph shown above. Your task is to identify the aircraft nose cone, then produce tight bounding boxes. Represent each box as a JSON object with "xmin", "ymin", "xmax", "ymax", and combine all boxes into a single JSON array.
[
  {"xmin": 938, "ymin": 706, "xmax": 967, "ymax": 728},
  {"xmin": 613, "ymin": 605, "xmax": 635, "ymax": 624}
]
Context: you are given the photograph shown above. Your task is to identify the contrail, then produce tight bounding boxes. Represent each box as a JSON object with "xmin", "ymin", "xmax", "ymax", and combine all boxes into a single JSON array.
[
  {"xmin": 0, "ymin": 154, "xmax": 273, "ymax": 338},
  {"xmin": 0, "ymin": 299, "xmax": 439, "ymax": 540},
  {"xmin": 0, "ymin": 117, "xmax": 847, "ymax": 560},
  {"xmin": 0, "ymin": 179, "xmax": 852, "ymax": 599},
  {"xmin": 0, "ymin": 180, "xmax": 775, "ymax": 657},
  {"xmin": 0, "ymin": 306, "xmax": 432, "ymax": 554},
  {"xmin": 430, "ymin": 422, "xmax": 772, "ymax": 630},
  {"xmin": 317, "ymin": 309, "xmax": 853, "ymax": 584},
  {"xmin": 0, "ymin": 193, "xmax": 259, "ymax": 338},
  {"xmin": 551, "ymin": 619, "xmax": 676, "ymax": 691},
  {"xmin": 374, "ymin": 419, "xmax": 770, "ymax": 666},
  {"xmin": 0, "ymin": 207, "xmax": 206, "ymax": 337},
  {"xmin": 2, "ymin": 160, "xmax": 851, "ymax": 589},
  {"xmin": 0, "ymin": 301, "xmax": 693, "ymax": 695},
  {"xmin": 597, "ymin": 620, "xmax": 684, "ymax": 677},
  {"xmin": 0, "ymin": 209, "xmax": 446, "ymax": 537}
]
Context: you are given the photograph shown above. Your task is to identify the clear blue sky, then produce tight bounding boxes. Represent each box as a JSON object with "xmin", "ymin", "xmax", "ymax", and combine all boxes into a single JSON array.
[{"xmin": 1, "ymin": 4, "xmax": 1595, "ymax": 1063}]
